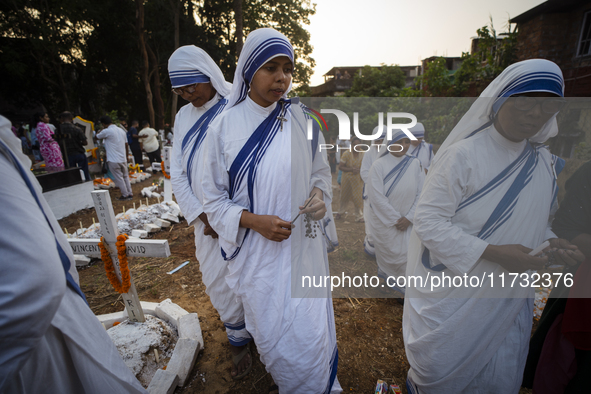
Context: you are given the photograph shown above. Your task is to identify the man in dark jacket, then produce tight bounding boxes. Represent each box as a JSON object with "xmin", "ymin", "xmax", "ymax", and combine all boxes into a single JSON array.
[
  {"xmin": 127, "ymin": 120, "xmax": 143, "ymax": 170},
  {"xmin": 59, "ymin": 111, "xmax": 89, "ymax": 181}
]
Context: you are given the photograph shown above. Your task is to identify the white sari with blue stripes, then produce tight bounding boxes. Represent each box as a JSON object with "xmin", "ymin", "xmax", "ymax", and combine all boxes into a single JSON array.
[
  {"xmin": 403, "ymin": 126, "xmax": 563, "ymax": 393},
  {"xmin": 171, "ymin": 94, "xmax": 252, "ymax": 346},
  {"xmin": 367, "ymin": 153, "xmax": 423, "ymax": 279},
  {"xmin": 408, "ymin": 140, "xmax": 433, "ymax": 171},
  {"xmin": 202, "ymin": 95, "xmax": 340, "ymax": 393},
  {"xmin": 0, "ymin": 121, "xmax": 146, "ymax": 394},
  {"xmin": 360, "ymin": 145, "xmax": 388, "ymax": 256}
]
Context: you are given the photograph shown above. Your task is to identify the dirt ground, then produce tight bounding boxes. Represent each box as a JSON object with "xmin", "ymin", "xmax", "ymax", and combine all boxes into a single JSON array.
[
  {"xmin": 59, "ymin": 165, "xmax": 553, "ymax": 393},
  {"xmin": 59, "ymin": 172, "xmax": 409, "ymax": 394}
]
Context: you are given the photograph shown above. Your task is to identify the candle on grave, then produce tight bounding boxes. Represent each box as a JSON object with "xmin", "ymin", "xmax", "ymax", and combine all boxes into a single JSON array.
[
  {"xmin": 92, "ymin": 218, "xmax": 95, "ymax": 225},
  {"xmin": 146, "ymin": 197, "xmax": 149, "ymax": 206},
  {"xmin": 133, "ymin": 202, "xmax": 136, "ymax": 210},
  {"xmin": 122, "ymin": 206, "xmax": 125, "ymax": 214},
  {"xmin": 80, "ymin": 221, "xmax": 83, "ymax": 230},
  {"xmin": 157, "ymin": 196, "xmax": 160, "ymax": 204},
  {"xmin": 64, "ymin": 227, "xmax": 69, "ymax": 236}
]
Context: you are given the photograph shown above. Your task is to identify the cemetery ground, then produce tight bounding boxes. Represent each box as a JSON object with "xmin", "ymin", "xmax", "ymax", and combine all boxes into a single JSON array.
[
  {"xmin": 58, "ymin": 174, "xmax": 542, "ymax": 394},
  {"xmin": 59, "ymin": 177, "xmax": 409, "ymax": 393}
]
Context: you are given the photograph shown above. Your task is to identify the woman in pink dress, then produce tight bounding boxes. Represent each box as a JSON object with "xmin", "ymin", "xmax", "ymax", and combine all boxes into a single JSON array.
[{"xmin": 35, "ymin": 112, "xmax": 64, "ymax": 172}]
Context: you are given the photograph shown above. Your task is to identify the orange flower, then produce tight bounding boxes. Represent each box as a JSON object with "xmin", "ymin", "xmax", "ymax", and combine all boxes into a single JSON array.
[
  {"xmin": 160, "ymin": 161, "xmax": 170, "ymax": 179},
  {"xmin": 99, "ymin": 234, "xmax": 131, "ymax": 294}
]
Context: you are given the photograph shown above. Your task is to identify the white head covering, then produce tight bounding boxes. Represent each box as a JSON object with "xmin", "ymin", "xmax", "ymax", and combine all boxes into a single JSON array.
[
  {"xmin": 168, "ymin": 45, "xmax": 232, "ymax": 97},
  {"xmin": 435, "ymin": 59, "xmax": 564, "ymax": 160},
  {"xmin": 227, "ymin": 28, "xmax": 294, "ymax": 108},
  {"xmin": 372, "ymin": 125, "xmax": 387, "ymax": 140},
  {"xmin": 409, "ymin": 122, "xmax": 425, "ymax": 139},
  {"xmin": 387, "ymin": 129, "xmax": 411, "ymax": 146}
]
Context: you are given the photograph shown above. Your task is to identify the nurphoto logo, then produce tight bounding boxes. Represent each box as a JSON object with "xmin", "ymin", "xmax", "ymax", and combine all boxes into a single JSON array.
[{"xmin": 307, "ymin": 110, "xmax": 418, "ymax": 152}]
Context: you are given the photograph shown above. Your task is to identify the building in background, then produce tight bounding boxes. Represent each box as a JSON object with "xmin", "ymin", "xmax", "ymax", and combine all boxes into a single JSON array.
[
  {"xmin": 512, "ymin": 0, "xmax": 591, "ymax": 158},
  {"xmin": 512, "ymin": 0, "xmax": 591, "ymax": 97},
  {"xmin": 311, "ymin": 65, "xmax": 419, "ymax": 97}
]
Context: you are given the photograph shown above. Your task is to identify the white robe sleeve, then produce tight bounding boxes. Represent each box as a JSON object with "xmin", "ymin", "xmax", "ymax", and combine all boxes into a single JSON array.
[
  {"xmin": 170, "ymin": 111, "xmax": 202, "ymax": 226},
  {"xmin": 201, "ymin": 127, "xmax": 248, "ymax": 254},
  {"xmin": 406, "ymin": 161, "xmax": 425, "ymax": 224},
  {"xmin": 413, "ymin": 147, "xmax": 489, "ymax": 275},
  {"xmin": 0, "ymin": 153, "xmax": 66, "ymax": 390},
  {"xmin": 545, "ymin": 195, "xmax": 559, "ymax": 241},
  {"xmin": 309, "ymin": 131, "xmax": 332, "ymax": 200},
  {"xmin": 367, "ymin": 161, "xmax": 401, "ymax": 228},
  {"xmin": 359, "ymin": 149, "xmax": 374, "ymax": 183}
]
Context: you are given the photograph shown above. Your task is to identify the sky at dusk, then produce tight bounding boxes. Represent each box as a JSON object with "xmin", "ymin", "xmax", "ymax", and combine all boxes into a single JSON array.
[{"xmin": 306, "ymin": 0, "xmax": 547, "ymax": 86}]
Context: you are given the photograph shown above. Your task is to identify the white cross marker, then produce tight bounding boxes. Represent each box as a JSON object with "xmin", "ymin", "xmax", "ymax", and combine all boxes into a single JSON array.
[
  {"xmin": 162, "ymin": 146, "xmax": 173, "ymax": 202},
  {"xmin": 68, "ymin": 190, "xmax": 171, "ymax": 322}
]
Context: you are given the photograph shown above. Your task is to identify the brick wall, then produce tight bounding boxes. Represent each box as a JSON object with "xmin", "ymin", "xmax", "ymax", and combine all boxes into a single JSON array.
[{"xmin": 516, "ymin": 3, "xmax": 591, "ymax": 96}]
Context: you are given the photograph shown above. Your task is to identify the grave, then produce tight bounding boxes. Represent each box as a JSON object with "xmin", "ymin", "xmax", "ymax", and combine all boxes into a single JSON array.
[
  {"xmin": 36, "ymin": 167, "xmax": 85, "ymax": 191},
  {"xmin": 39, "ymin": 167, "xmax": 94, "ymax": 220},
  {"xmin": 36, "ymin": 117, "xmax": 96, "ymax": 219},
  {"xmin": 68, "ymin": 190, "xmax": 202, "ymax": 392}
]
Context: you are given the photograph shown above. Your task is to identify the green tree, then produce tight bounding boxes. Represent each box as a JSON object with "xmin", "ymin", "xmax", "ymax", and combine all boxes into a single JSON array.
[
  {"xmin": 453, "ymin": 20, "xmax": 517, "ymax": 95},
  {"xmin": 345, "ymin": 65, "xmax": 406, "ymax": 97},
  {"xmin": 414, "ymin": 58, "xmax": 454, "ymax": 97},
  {"xmin": 0, "ymin": 0, "xmax": 317, "ymax": 125},
  {"xmin": 0, "ymin": 0, "xmax": 95, "ymax": 113}
]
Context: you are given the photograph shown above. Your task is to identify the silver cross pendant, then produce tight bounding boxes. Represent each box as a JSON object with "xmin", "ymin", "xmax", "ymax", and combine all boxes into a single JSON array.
[
  {"xmin": 277, "ymin": 115, "xmax": 287, "ymax": 131},
  {"xmin": 277, "ymin": 101, "xmax": 287, "ymax": 131}
]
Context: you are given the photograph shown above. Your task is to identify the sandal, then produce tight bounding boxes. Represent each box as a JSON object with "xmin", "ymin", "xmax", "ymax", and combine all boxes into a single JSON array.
[{"xmin": 231, "ymin": 343, "xmax": 252, "ymax": 381}]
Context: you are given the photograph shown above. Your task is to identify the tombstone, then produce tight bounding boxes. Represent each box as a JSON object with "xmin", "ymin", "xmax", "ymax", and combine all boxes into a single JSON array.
[
  {"xmin": 36, "ymin": 167, "xmax": 84, "ymax": 192},
  {"xmin": 68, "ymin": 190, "xmax": 171, "ymax": 322},
  {"xmin": 73, "ymin": 115, "xmax": 96, "ymax": 152},
  {"xmin": 162, "ymin": 146, "xmax": 172, "ymax": 202}
]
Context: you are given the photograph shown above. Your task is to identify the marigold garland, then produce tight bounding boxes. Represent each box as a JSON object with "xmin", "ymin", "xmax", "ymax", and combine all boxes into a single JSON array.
[
  {"xmin": 160, "ymin": 161, "xmax": 170, "ymax": 179},
  {"xmin": 98, "ymin": 234, "xmax": 131, "ymax": 294}
]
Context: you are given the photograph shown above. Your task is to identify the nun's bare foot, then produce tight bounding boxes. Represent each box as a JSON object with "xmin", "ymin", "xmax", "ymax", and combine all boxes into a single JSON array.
[{"xmin": 230, "ymin": 343, "xmax": 252, "ymax": 380}]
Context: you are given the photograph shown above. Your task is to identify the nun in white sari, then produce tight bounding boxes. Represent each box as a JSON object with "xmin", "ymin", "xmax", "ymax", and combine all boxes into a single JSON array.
[
  {"xmin": 168, "ymin": 46, "xmax": 253, "ymax": 376},
  {"xmin": 403, "ymin": 59, "xmax": 583, "ymax": 393},
  {"xmin": 360, "ymin": 125, "xmax": 388, "ymax": 257},
  {"xmin": 366, "ymin": 130, "xmax": 424, "ymax": 282},
  {"xmin": 201, "ymin": 28, "xmax": 341, "ymax": 393},
  {"xmin": 0, "ymin": 116, "xmax": 146, "ymax": 393},
  {"xmin": 407, "ymin": 123, "xmax": 433, "ymax": 172}
]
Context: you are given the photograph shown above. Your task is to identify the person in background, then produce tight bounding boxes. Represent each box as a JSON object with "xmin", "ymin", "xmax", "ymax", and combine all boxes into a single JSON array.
[
  {"xmin": 360, "ymin": 126, "xmax": 388, "ymax": 257},
  {"xmin": 96, "ymin": 115, "xmax": 133, "ymax": 200},
  {"xmin": 327, "ymin": 136, "xmax": 337, "ymax": 173},
  {"xmin": 407, "ymin": 122, "xmax": 433, "ymax": 173},
  {"xmin": 338, "ymin": 136, "xmax": 364, "ymax": 221},
  {"xmin": 168, "ymin": 44, "xmax": 252, "ymax": 380},
  {"xmin": 367, "ymin": 131, "xmax": 424, "ymax": 298},
  {"xmin": 523, "ymin": 160, "xmax": 591, "ymax": 393},
  {"xmin": 335, "ymin": 136, "xmax": 350, "ymax": 186},
  {"xmin": 127, "ymin": 120, "xmax": 143, "ymax": 170},
  {"xmin": 60, "ymin": 111, "xmax": 89, "ymax": 181},
  {"xmin": 138, "ymin": 121, "xmax": 161, "ymax": 172},
  {"xmin": 29, "ymin": 118, "xmax": 42, "ymax": 162},
  {"xmin": 34, "ymin": 112, "xmax": 64, "ymax": 172},
  {"xmin": 17, "ymin": 123, "xmax": 31, "ymax": 155}
]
